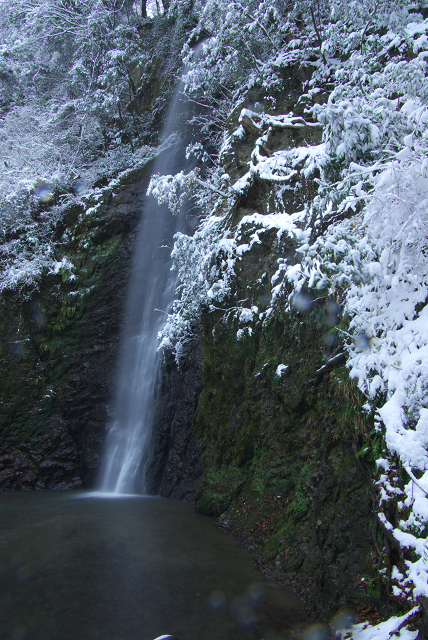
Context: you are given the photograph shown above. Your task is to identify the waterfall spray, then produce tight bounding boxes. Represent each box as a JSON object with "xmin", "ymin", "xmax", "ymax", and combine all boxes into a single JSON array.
[{"xmin": 98, "ymin": 81, "xmax": 194, "ymax": 494}]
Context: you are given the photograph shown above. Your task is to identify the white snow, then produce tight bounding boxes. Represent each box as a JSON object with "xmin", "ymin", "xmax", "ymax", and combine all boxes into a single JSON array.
[
  {"xmin": 349, "ymin": 608, "xmax": 419, "ymax": 640},
  {"xmin": 276, "ymin": 364, "xmax": 288, "ymax": 377}
]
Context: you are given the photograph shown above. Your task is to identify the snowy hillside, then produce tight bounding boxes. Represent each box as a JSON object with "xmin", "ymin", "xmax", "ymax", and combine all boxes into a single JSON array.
[{"xmin": 1, "ymin": 0, "xmax": 428, "ymax": 635}]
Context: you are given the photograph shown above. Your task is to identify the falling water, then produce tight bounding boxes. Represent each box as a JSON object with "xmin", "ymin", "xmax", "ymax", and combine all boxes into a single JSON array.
[{"xmin": 98, "ymin": 82, "xmax": 193, "ymax": 494}]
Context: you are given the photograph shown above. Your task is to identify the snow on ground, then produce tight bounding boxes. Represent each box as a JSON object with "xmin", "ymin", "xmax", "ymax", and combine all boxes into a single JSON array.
[{"xmin": 348, "ymin": 608, "xmax": 419, "ymax": 640}]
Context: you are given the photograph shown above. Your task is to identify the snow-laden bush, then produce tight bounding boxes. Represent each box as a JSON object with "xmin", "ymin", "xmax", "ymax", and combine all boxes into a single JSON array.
[
  {"xmin": 155, "ymin": 205, "xmax": 311, "ymax": 359},
  {"xmin": 152, "ymin": 1, "xmax": 428, "ymax": 630},
  {"xmin": 0, "ymin": 0, "xmax": 193, "ymax": 295},
  {"xmin": 283, "ymin": 137, "xmax": 428, "ymax": 601},
  {"xmin": 181, "ymin": 0, "xmax": 286, "ymax": 99},
  {"xmin": 157, "ymin": 214, "xmax": 235, "ymax": 357},
  {"xmin": 148, "ymin": 109, "xmax": 320, "ymax": 355}
]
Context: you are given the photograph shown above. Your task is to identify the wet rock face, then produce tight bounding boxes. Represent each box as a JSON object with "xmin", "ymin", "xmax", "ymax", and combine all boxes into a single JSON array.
[
  {"xmin": 191, "ymin": 309, "xmax": 377, "ymax": 620},
  {"xmin": 146, "ymin": 340, "xmax": 203, "ymax": 503},
  {"xmin": 0, "ymin": 418, "xmax": 82, "ymax": 490},
  {"xmin": 0, "ymin": 167, "xmax": 151, "ymax": 489}
]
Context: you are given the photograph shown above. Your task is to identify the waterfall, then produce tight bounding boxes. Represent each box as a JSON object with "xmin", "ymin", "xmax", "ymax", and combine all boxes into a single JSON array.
[{"xmin": 97, "ymin": 81, "xmax": 193, "ymax": 495}]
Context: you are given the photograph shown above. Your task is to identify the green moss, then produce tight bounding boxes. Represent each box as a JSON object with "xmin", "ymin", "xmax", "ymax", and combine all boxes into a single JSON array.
[
  {"xmin": 198, "ymin": 489, "xmax": 233, "ymax": 515},
  {"xmin": 264, "ymin": 522, "xmax": 297, "ymax": 559},
  {"xmin": 206, "ymin": 465, "xmax": 246, "ymax": 494},
  {"xmin": 192, "ymin": 285, "xmax": 376, "ymax": 618},
  {"xmin": 330, "ymin": 365, "xmax": 368, "ymax": 430},
  {"xmin": 0, "ymin": 163, "xmax": 146, "ymax": 446}
]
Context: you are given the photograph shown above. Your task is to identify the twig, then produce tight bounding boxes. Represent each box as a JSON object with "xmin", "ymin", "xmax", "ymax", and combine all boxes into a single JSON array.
[
  {"xmin": 310, "ymin": 6, "xmax": 327, "ymax": 65},
  {"xmin": 360, "ymin": 0, "xmax": 381, "ymax": 55},
  {"xmin": 405, "ymin": 466, "xmax": 428, "ymax": 498}
]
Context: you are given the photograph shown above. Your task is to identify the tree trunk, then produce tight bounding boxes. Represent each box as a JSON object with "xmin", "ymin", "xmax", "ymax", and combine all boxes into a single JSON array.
[{"xmin": 141, "ymin": 0, "xmax": 147, "ymax": 18}]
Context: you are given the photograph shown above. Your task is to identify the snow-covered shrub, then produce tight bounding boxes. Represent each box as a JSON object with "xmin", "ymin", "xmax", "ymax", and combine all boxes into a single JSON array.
[
  {"xmin": 155, "ymin": 1, "xmax": 428, "ymax": 627},
  {"xmin": 156, "ymin": 205, "xmax": 312, "ymax": 358},
  {"xmin": 279, "ymin": 2, "xmax": 428, "ymax": 612},
  {"xmin": 149, "ymin": 108, "xmax": 320, "ymax": 355},
  {"xmin": 0, "ymin": 0, "xmax": 192, "ymax": 295},
  {"xmin": 157, "ymin": 214, "xmax": 236, "ymax": 357}
]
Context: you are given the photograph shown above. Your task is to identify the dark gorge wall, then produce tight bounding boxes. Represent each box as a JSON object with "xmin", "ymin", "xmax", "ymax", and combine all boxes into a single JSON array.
[
  {"xmin": 147, "ymin": 81, "xmax": 381, "ymax": 620},
  {"xmin": 0, "ymin": 64, "xmax": 381, "ymax": 624},
  {"xmin": 146, "ymin": 341, "xmax": 203, "ymax": 502},
  {"xmin": 0, "ymin": 167, "xmax": 149, "ymax": 489},
  {"xmin": 188, "ymin": 308, "xmax": 378, "ymax": 621},
  {"xmin": 149, "ymin": 263, "xmax": 379, "ymax": 620}
]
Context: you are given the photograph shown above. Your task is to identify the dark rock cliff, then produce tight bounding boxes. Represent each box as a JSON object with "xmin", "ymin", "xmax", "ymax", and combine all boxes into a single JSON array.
[
  {"xmin": 145, "ymin": 83, "xmax": 381, "ymax": 620},
  {"xmin": 0, "ymin": 167, "xmax": 149, "ymax": 489},
  {"xmin": 146, "ymin": 341, "xmax": 203, "ymax": 502},
  {"xmin": 187, "ymin": 307, "xmax": 377, "ymax": 621},
  {"xmin": 0, "ymin": 62, "xmax": 383, "ymax": 625}
]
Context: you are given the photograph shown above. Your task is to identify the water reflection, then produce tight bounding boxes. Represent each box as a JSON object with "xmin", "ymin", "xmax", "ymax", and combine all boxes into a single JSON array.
[{"xmin": 0, "ymin": 493, "xmax": 303, "ymax": 640}]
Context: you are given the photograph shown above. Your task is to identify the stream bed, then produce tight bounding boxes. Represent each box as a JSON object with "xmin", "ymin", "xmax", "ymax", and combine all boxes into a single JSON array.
[{"xmin": 0, "ymin": 492, "xmax": 303, "ymax": 640}]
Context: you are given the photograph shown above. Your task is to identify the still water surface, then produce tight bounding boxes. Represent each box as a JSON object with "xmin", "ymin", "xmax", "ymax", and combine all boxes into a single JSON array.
[{"xmin": 0, "ymin": 493, "xmax": 303, "ymax": 640}]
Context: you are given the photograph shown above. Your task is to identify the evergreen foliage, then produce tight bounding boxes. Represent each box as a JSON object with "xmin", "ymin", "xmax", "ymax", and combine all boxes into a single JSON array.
[
  {"xmin": 147, "ymin": 0, "xmax": 428, "ymax": 626},
  {"xmin": 2, "ymin": 0, "xmax": 428, "ymax": 632},
  {"xmin": 0, "ymin": 0, "xmax": 193, "ymax": 292}
]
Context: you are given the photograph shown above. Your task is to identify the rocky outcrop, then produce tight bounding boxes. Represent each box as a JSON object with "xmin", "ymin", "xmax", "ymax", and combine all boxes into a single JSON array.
[
  {"xmin": 146, "ymin": 340, "xmax": 203, "ymax": 502},
  {"xmin": 145, "ymin": 81, "xmax": 379, "ymax": 620},
  {"xmin": 0, "ymin": 418, "xmax": 82, "ymax": 490},
  {"xmin": 0, "ymin": 165, "xmax": 151, "ymax": 489}
]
